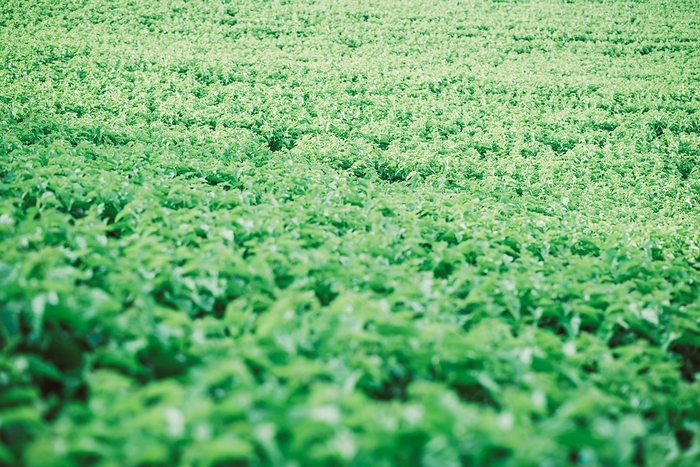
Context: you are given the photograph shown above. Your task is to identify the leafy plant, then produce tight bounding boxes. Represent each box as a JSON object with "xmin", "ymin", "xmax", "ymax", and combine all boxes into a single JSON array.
[{"xmin": 1, "ymin": 0, "xmax": 700, "ymax": 465}]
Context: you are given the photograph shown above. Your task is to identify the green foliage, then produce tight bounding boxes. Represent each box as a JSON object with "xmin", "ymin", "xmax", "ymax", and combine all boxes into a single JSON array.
[{"xmin": 1, "ymin": 0, "xmax": 700, "ymax": 465}]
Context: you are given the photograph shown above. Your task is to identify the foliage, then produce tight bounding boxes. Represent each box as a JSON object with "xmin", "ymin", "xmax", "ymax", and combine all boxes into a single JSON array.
[{"xmin": 1, "ymin": 0, "xmax": 700, "ymax": 465}]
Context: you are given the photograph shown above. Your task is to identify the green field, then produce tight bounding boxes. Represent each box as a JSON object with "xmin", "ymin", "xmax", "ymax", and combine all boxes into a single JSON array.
[{"xmin": 2, "ymin": 0, "xmax": 700, "ymax": 465}]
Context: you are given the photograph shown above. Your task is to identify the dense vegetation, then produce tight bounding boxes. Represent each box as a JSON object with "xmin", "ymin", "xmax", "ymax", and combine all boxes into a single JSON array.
[{"xmin": 1, "ymin": 0, "xmax": 700, "ymax": 465}]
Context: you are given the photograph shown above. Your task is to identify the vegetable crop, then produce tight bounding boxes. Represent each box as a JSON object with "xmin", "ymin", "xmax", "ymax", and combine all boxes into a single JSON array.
[{"xmin": 1, "ymin": 0, "xmax": 700, "ymax": 465}]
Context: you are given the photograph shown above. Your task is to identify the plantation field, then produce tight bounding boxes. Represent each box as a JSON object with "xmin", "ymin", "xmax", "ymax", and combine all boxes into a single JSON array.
[{"xmin": 2, "ymin": 0, "xmax": 700, "ymax": 465}]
